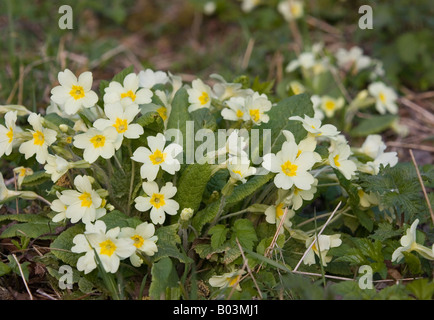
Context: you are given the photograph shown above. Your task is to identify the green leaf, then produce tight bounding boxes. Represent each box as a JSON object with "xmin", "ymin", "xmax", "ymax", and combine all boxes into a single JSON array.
[
  {"xmin": 0, "ymin": 261, "xmax": 11, "ymax": 276},
  {"xmin": 166, "ymin": 87, "xmax": 192, "ymax": 139},
  {"xmin": 406, "ymin": 279, "xmax": 434, "ymax": 300},
  {"xmin": 153, "ymin": 224, "xmax": 192, "ymax": 263},
  {"xmin": 21, "ymin": 171, "xmax": 51, "ymax": 187},
  {"xmin": 174, "ymin": 163, "xmax": 213, "ymax": 213},
  {"xmin": 99, "ymin": 210, "xmax": 130, "ymax": 230},
  {"xmin": 8, "ymin": 255, "xmax": 30, "ymax": 281},
  {"xmin": 112, "ymin": 65, "xmax": 134, "ymax": 84},
  {"xmin": 209, "ymin": 224, "xmax": 229, "ymax": 249},
  {"xmin": 403, "ymin": 252, "xmax": 422, "ymax": 274},
  {"xmin": 44, "ymin": 113, "xmax": 75, "ymax": 128},
  {"xmin": 149, "ymin": 257, "xmax": 179, "ymax": 300},
  {"xmin": 258, "ymin": 93, "xmax": 314, "ymax": 153},
  {"xmin": 369, "ymin": 222, "xmax": 402, "ymax": 241},
  {"xmin": 50, "ymin": 224, "xmax": 85, "ymax": 267},
  {"xmin": 0, "ymin": 219, "xmax": 54, "ymax": 239},
  {"xmin": 351, "ymin": 114, "xmax": 398, "ymax": 137},
  {"xmin": 231, "ymin": 219, "xmax": 257, "ymax": 251}
]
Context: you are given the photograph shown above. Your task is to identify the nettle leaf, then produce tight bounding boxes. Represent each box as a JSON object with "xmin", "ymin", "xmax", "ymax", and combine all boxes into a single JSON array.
[
  {"xmin": 369, "ymin": 222, "xmax": 402, "ymax": 242},
  {"xmin": 359, "ymin": 163, "xmax": 429, "ymax": 222},
  {"xmin": 174, "ymin": 163, "xmax": 213, "ymax": 214},
  {"xmin": 351, "ymin": 114, "xmax": 398, "ymax": 137},
  {"xmin": 99, "ymin": 210, "xmax": 130, "ymax": 230},
  {"xmin": 230, "ymin": 219, "xmax": 257, "ymax": 251},
  {"xmin": 209, "ymin": 224, "xmax": 229, "ymax": 249},
  {"xmin": 258, "ymin": 93, "xmax": 314, "ymax": 153},
  {"xmin": 50, "ymin": 224, "xmax": 85, "ymax": 267},
  {"xmin": 406, "ymin": 279, "xmax": 434, "ymax": 300},
  {"xmin": 153, "ymin": 224, "xmax": 192, "ymax": 263}
]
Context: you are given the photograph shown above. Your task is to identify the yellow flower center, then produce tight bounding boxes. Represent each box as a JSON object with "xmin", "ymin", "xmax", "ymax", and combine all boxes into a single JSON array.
[
  {"xmin": 296, "ymin": 149, "xmax": 302, "ymax": 158},
  {"xmin": 6, "ymin": 128, "xmax": 13, "ymax": 143},
  {"xmin": 325, "ymin": 100, "xmax": 336, "ymax": 111},
  {"xmin": 281, "ymin": 160, "xmax": 298, "ymax": 177},
  {"xmin": 113, "ymin": 118, "xmax": 128, "ymax": 133},
  {"xmin": 121, "ymin": 90, "xmax": 136, "ymax": 101},
  {"xmin": 199, "ymin": 92, "xmax": 210, "ymax": 105},
  {"xmin": 333, "ymin": 155, "xmax": 341, "ymax": 167},
  {"xmin": 276, "ymin": 203, "xmax": 285, "ymax": 219},
  {"xmin": 236, "ymin": 109, "xmax": 244, "ymax": 118},
  {"xmin": 79, "ymin": 192, "xmax": 93, "ymax": 208},
  {"xmin": 249, "ymin": 109, "xmax": 260, "ymax": 122},
  {"xmin": 19, "ymin": 168, "xmax": 27, "ymax": 177},
  {"xmin": 156, "ymin": 106, "xmax": 167, "ymax": 121},
  {"xmin": 99, "ymin": 239, "xmax": 117, "ymax": 257},
  {"xmin": 69, "ymin": 85, "xmax": 85, "ymax": 100},
  {"xmin": 379, "ymin": 92, "xmax": 386, "ymax": 104},
  {"xmin": 90, "ymin": 134, "xmax": 106, "ymax": 148},
  {"xmin": 232, "ymin": 169, "xmax": 242, "ymax": 176},
  {"xmin": 150, "ymin": 193, "xmax": 165, "ymax": 209},
  {"xmin": 66, "ymin": 136, "xmax": 73, "ymax": 144},
  {"xmin": 33, "ymin": 130, "xmax": 45, "ymax": 146},
  {"xmin": 227, "ymin": 275, "xmax": 240, "ymax": 287},
  {"xmin": 131, "ymin": 235, "xmax": 145, "ymax": 249},
  {"xmin": 149, "ymin": 149, "xmax": 166, "ymax": 165}
]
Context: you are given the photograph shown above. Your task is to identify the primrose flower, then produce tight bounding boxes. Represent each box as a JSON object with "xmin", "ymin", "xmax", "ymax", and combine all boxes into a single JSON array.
[
  {"xmin": 93, "ymin": 102, "xmax": 144, "ymax": 149},
  {"xmin": 131, "ymin": 133, "xmax": 183, "ymax": 181},
  {"xmin": 209, "ymin": 269, "xmax": 246, "ymax": 291},
  {"xmin": 73, "ymin": 127, "xmax": 118, "ymax": 164},
  {"xmin": 50, "ymin": 192, "xmax": 68, "ymax": 223},
  {"xmin": 245, "ymin": 92, "xmax": 272, "ymax": 125},
  {"xmin": 289, "ymin": 115, "xmax": 340, "ymax": 139},
  {"xmin": 368, "ymin": 82, "xmax": 398, "ymax": 115},
  {"xmin": 13, "ymin": 167, "xmax": 33, "ymax": 189},
  {"xmin": 210, "ymin": 74, "xmax": 249, "ymax": 101},
  {"xmin": 0, "ymin": 111, "xmax": 17, "ymax": 158},
  {"xmin": 19, "ymin": 113, "xmax": 57, "ymax": 164},
  {"xmin": 288, "ymin": 178, "xmax": 318, "ymax": 210},
  {"xmin": 59, "ymin": 175, "xmax": 106, "ymax": 224},
  {"xmin": 104, "ymin": 73, "xmax": 153, "ymax": 107},
  {"xmin": 264, "ymin": 202, "xmax": 295, "ymax": 233},
  {"xmin": 328, "ymin": 141, "xmax": 357, "ymax": 180},
  {"xmin": 241, "ymin": 0, "xmax": 261, "ymax": 12},
  {"xmin": 50, "ymin": 69, "xmax": 98, "ymax": 115},
  {"xmin": 320, "ymin": 96, "xmax": 345, "ymax": 118},
  {"xmin": 138, "ymin": 69, "xmax": 169, "ymax": 89},
  {"xmin": 392, "ymin": 219, "xmax": 434, "ymax": 262},
  {"xmin": 226, "ymin": 156, "xmax": 257, "ymax": 183},
  {"xmin": 277, "ymin": 0, "xmax": 304, "ymax": 22},
  {"xmin": 120, "ymin": 222, "xmax": 158, "ymax": 267},
  {"xmin": 262, "ymin": 140, "xmax": 317, "ymax": 190},
  {"xmin": 303, "ymin": 234, "xmax": 342, "ymax": 266},
  {"xmin": 134, "ymin": 181, "xmax": 179, "ymax": 225},
  {"xmin": 0, "ymin": 105, "xmax": 31, "ymax": 116},
  {"xmin": 72, "ymin": 220, "xmax": 136, "ymax": 274},
  {"xmin": 356, "ymin": 134, "xmax": 398, "ymax": 175},
  {"xmin": 358, "ymin": 188, "xmax": 379, "ymax": 208},
  {"xmin": 187, "ymin": 79, "xmax": 213, "ymax": 113},
  {"xmin": 282, "ymin": 130, "xmax": 321, "ymax": 163},
  {"xmin": 310, "ymin": 95, "xmax": 325, "ymax": 120},
  {"xmin": 221, "ymin": 97, "xmax": 249, "ymax": 122},
  {"xmin": 44, "ymin": 155, "xmax": 73, "ymax": 183},
  {"xmin": 335, "ymin": 46, "xmax": 372, "ymax": 73},
  {"xmin": 153, "ymin": 90, "xmax": 172, "ymax": 126}
]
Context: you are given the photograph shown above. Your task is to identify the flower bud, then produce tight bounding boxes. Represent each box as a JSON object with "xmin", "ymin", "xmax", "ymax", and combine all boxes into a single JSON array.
[{"xmin": 180, "ymin": 208, "xmax": 194, "ymax": 221}]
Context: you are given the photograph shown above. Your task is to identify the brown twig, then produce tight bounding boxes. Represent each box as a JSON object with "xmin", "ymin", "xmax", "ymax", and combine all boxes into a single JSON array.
[
  {"xmin": 409, "ymin": 149, "xmax": 434, "ymax": 224},
  {"xmin": 12, "ymin": 254, "xmax": 33, "ymax": 300}
]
